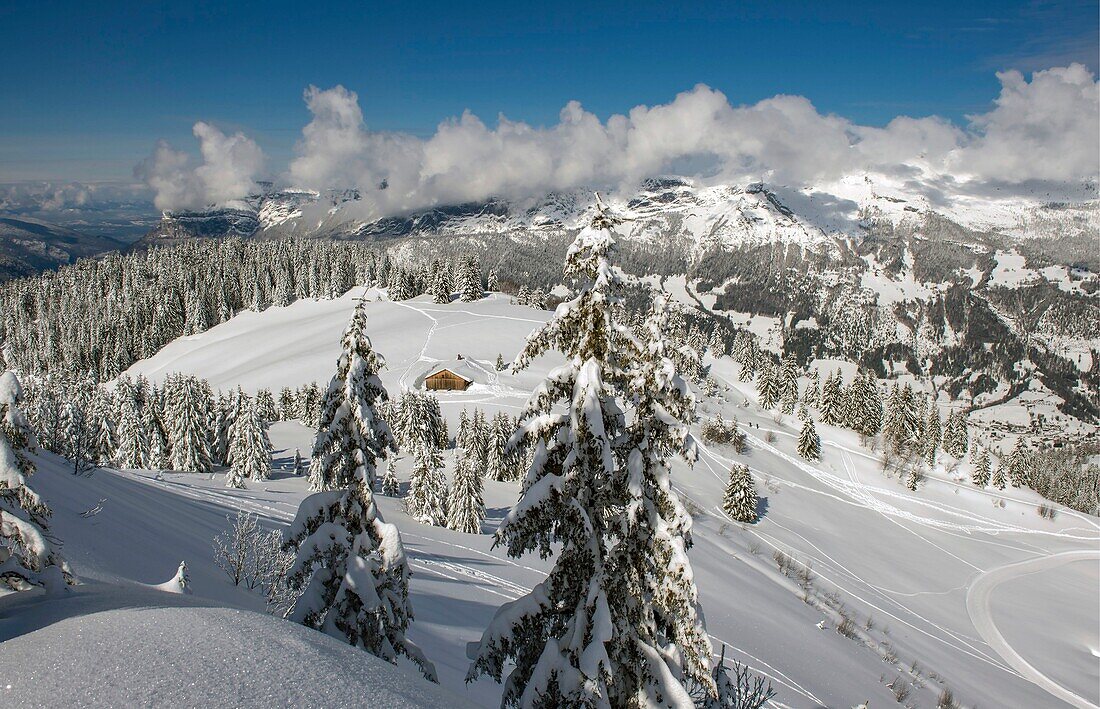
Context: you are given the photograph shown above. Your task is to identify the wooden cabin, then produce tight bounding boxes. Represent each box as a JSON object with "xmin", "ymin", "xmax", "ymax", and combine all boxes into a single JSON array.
[{"xmin": 424, "ymin": 368, "xmax": 473, "ymax": 391}]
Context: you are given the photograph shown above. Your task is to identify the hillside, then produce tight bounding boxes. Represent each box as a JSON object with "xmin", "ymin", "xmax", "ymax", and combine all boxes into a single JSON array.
[
  {"xmin": 0, "ymin": 216, "xmax": 124, "ymax": 280},
  {"xmin": 107, "ymin": 289, "xmax": 1100, "ymax": 708}
]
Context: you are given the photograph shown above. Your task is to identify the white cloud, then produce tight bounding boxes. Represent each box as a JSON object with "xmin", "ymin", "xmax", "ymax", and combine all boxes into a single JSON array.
[
  {"xmin": 139, "ymin": 65, "xmax": 1099, "ymax": 213},
  {"xmin": 959, "ymin": 64, "xmax": 1099, "ymax": 182},
  {"xmin": 136, "ymin": 124, "xmax": 265, "ymax": 211}
]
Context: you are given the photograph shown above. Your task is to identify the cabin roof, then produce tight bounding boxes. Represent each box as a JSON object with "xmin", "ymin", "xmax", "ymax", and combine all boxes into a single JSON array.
[{"xmin": 424, "ymin": 367, "xmax": 473, "ymax": 383}]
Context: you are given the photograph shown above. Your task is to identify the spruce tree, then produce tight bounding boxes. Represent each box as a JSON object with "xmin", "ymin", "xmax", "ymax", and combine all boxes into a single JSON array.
[
  {"xmin": 285, "ymin": 299, "xmax": 434, "ymax": 680},
  {"xmin": 114, "ymin": 396, "xmax": 147, "ymax": 469},
  {"xmin": 797, "ymin": 412, "xmax": 821, "ymax": 461},
  {"xmin": 1007, "ymin": 438, "xmax": 1032, "ymax": 488},
  {"xmin": 924, "ymin": 409, "xmax": 941, "ymax": 468},
  {"xmin": 819, "ymin": 371, "xmax": 843, "ymax": 425},
  {"xmin": 406, "ymin": 440, "xmax": 447, "ymax": 525},
  {"xmin": 459, "ymin": 256, "xmax": 483, "ymax": 302},
  {"xmin": 166, "ymin": 375, "xmax": 213, "ymax": 473},
  {"xmin": 0, "ymin": 371, "xmax": 72, "ymax": 591},
  {"xmin": 446, "ymin": 449, "xmax": 485, "ymax": 534},
  {"xmin": 756, "ymin": 361, "xmax": 781, "ymax": 410},
  {"xmin": 468, "ymin": 199, "xmax": 715, "ymax": 706},
  {"xmin": 971, "ymin": 447, "xmax": 991, "ymax": 487},
  {"xmin": 229, "ymin": 398, "xmax": 271, "ymax": 484},
  {"xmin": 723, "ymin": 463, "xmax": 758, "ymax": 523},
  {"xmin": 778, "ymin": 355, "xmax": 799, "ymax": 415},
  {"xmin": 991, "ymin": 461, "xmax": 1006, "ymax": 490},
  {"xmin": 380, "ymin": 462, "xmax": 400, "ymax": 497}
]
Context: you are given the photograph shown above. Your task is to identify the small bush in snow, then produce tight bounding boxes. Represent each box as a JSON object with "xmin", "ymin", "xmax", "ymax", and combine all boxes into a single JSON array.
[
  {"xmin": 701, "ymin": 414, "xmax": 748, "ymax": 452},
  {"xmin": 1036, "ymin": 502, "xmax": 1056, "ymax": 520},
  {"xmin": 212, "ymin": 511, "xmax": 296, "ymax": 613}
]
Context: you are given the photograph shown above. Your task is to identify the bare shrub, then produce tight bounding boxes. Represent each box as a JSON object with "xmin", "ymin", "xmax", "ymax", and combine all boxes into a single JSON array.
[
  {"xmin": 1037, "ymin": 502, "xmax": 1056, "ymax": 520},
  {"xmin": 837, "ymin": 615, "xmax": 859, "ymax": 639},
  {"xmin": 213, "ymin": 511, "xmax": 297, "ymax": 615}
]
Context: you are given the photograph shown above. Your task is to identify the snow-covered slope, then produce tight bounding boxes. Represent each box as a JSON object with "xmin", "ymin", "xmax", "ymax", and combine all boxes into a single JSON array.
[{"xmin": 107, "ymin": 291, "xmax": 1100, "ymax": 708}]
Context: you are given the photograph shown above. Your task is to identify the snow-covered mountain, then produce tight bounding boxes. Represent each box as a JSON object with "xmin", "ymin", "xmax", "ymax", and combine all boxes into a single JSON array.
[{"xmin": 136, "ymin": 176, "xmax": 1099, "ymax": 257}]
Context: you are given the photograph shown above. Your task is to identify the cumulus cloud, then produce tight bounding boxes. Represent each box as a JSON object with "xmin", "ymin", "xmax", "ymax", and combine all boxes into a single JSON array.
[
  {"xmin": 139, "ymin": 65, "xmax": 1099, "ymax": 213},
  {"xmin": 136, "ymin": 123, "xmax": 265, "ymax": 211},
  {"xmin": 959, "ymin": 64, "xmax": 1099, "ymax": 182}
]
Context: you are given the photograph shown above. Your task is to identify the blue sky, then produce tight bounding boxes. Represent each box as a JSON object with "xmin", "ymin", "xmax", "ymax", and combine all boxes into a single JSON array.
[{"xmin": 1, "ymin": 0, "xmax": 1096, "ymax": 181}]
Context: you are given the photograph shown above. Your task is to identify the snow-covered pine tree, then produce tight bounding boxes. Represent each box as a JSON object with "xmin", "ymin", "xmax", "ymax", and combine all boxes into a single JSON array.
[
  {"xmin": 0, "ymin": 370, "xmax": 72, "ymax": 592},
  {"xmin": 94, "ymin": 398, "xmax": 117, "ymax": 465},
  {"xmin": 943, "ymin": 411, "xmax": 970, "ymax": 459},
  {"xmin": 800, "ymin": 366, "xmax": 817, "ymax": 402},
  {"xmin": 756, "ymin": 361, "xmax": 781, "ymax": 410},
  {"xmin": 293, "ymin": 448, "xmax": 303, "ymax": 476},
  {"xmin": 229, "ymin": 398, "xmax": 271, "ymax": 484},
  {"xmin": 924, "ymin": 409, "xmax": 942, "ymax": 468},
  {"xmin": 446, "ymin": 448, "xmax": 484, "ymax": 533},
  {"xmin": 255, "ymin": 388, "xmax": 278, "ymax": 422},
  {"xmin": 723, "ymin": 463, "xmax": 758, "ymax": 523},
  {"xmin": 486, "ymin": 268, "xmax": 499, "ymax": 293},
  {"xmin": 166, "ymin": 375, "xmax": 213, "ymax": 473},
  {"xmin": 991, "ymin": 459, "xmax": 1006, "ymax": 489},
  {"xmin": 114, "ymin": 396, "xmax": 147, "ymax": 469},
  {"xmin": 406, "ymin": 439, "xmax": 448, "ymax": 525},
  {"xmin": 459, "ymin": 256, "xmax": 483, "ymax": 302},
  {"xmin": 797, "ymin": 411, "xmax": 821, "ymax": 461},
  {"xmin": 778, "ymin": 355, "xmax": 799, "ymax": 415},
  {"xmin": 431, "ymin": 267, "xmax": 452, "ymax": 304},
  {"xmin": 819, "ymin": 370, "xmax": 843, "ymax": 425},
  {"xmin": 853, "ymin": 369, "xmax": 883, "ymax": 438},
  {"xmin": 495, "ymin": 353, "xmax": 506, "ymax": 371},
  {"xmin": 286, "ymin": 298, "xmax": 434, "ymax": 680},
  {"xmin": 971, "ymin": 447, "xmax": 991, "ymax": 487},
  {"xmin": 144, "ymin": 399, "xmax": 170, "ymax": 470},
  {"xmin": 380, "ymin": 461, "xmax": 400, "ymax": 497},
  {"xmin": 468, "ymin": 198, "xmax": 716, "ymax": 707},
  {"xmin": 1007, "ymin": 438, "xmax": 1032, "ymax": 488}
]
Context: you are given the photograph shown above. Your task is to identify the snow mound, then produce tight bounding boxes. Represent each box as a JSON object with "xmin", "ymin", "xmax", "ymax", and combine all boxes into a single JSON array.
[{"xmin": 0, "ymin": 584, "xmax": 474, "ymax": 708}]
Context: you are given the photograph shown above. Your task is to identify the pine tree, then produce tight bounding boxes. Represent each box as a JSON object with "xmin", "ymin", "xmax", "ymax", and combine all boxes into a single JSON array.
[
  {"xmin": 144, "ymin": 399, "xmax": 170, "ymax": 470},
  {"xmin": 406, "ymin": 440, "xmax": 447, "ymax": 525},
  {"xmin": 114, "ymin": 396, "xmax": 147, "ymax": 469},
  {"xmin": 468, "ymin": 199, "xmax": 715, "ymax": 706},
  {"xmin": 924, "ymin": 409, "xmax": 942, "ymax": 468},
  {"xmin": 819, "ymin": 370, "xmax": 843, "ymax": 425},
  {"xmin": 431, "ymin": 268, "xmax": 452, "ymax": 304},
  {"xmin": 380, "ymin": 462, "xmax": 400, "ymax": 497},
  {"xmin": 778, "ymin": 355, "xmax": 799, "ymax": 415},
  {"xmin": 756, "ymin": 361, "xmax": 781, "ymax": 410},
  {"xmin": 446, "ymin": 449, "xmax": 485, "ymax": 534},
  {"xmin": 0, "ymin": 370, "xmax": 72, "ymax": 592},
  {"xmin": 991, "ymin": 460, "xmax": 1007, "ymax": 490},
  {"xmin": 166, "ymin": 375, "xmax": 213, "ymax": 473},
  {"xmin": 229, "ymin": 399, "xmax": 271, "ymax": 484},
  {"xmin": 1007, "ymin": 438, "xmax": 1032, "ymax": 488},
  {"xmin": 495, "ymin": 353, "xmax": 506, "ymax": 371},
  {"xmin": 285, "ymin": 299, "xmax": 434, "ymax": 680},
  {"xmin": 723, "ymin": 463, "xmax": 758, "ymax": 523},
  {"xmin": 971, "ymin": 447, "xmax": 991, "ymax": 487},
  {"xmin": 797, "ymin": 412, "xmax": 821, "ymax": 461},
  {"xmin": 293, "ymin": 448, "xmax": 303, "ymax": 476},
  {"xmin": 459, "ymin": 256, "xmax": 483, "ymax": 302}
]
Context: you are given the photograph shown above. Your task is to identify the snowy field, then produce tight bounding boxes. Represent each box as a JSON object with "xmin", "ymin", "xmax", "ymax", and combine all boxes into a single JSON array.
[{"xmin": 6, "ymin": 291, "xmax": 1099, "ymax": 708}]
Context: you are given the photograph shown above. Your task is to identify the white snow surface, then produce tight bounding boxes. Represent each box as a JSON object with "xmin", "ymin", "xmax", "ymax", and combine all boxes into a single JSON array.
[{"xmin": 21, "ymin": 292, "xmax": 1100, "ymax": 708}]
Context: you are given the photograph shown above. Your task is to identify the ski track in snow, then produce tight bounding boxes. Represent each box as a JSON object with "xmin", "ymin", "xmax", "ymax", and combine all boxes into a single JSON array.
[
  {"xmin": 967, "ymin": 550, "xmax": 1100, "ymax": 709},
  {"xmin": 115, "ymin": 469, "xmax": 530, "ymax": 602}
]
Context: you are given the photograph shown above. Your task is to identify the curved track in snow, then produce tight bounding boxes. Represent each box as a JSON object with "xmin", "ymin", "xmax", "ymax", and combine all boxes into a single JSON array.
[{"xmin": 966, "ymin": 550, "xmax": 1100, "ymax": 709}]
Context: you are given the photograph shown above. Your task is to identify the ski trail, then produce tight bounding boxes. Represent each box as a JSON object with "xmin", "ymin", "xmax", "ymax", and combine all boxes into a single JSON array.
[
  {"xmin": 389, "ymin": 300, "xmax": 440, "ymax": 389},
  {"xmin": 113, "ymin": 469, "xmax": 532, "ymax": 605},
  {"xmin": 967, "ymin": 550, "xmax": 1100, "ymax": 709}
]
